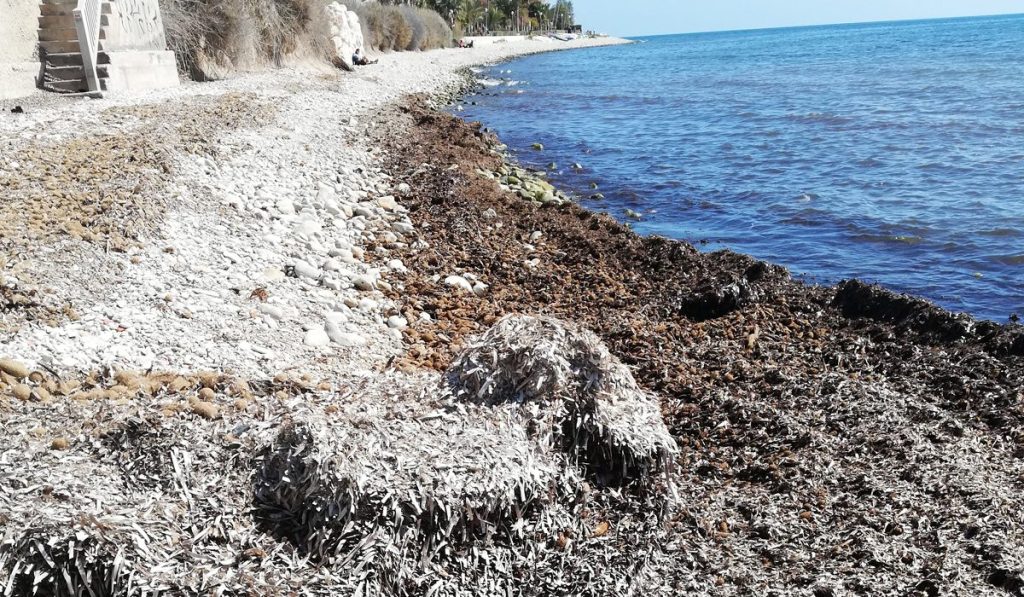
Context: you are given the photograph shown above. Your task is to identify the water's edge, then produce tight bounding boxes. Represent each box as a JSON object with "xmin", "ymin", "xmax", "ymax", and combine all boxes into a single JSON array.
[{"xmin": 447, "ymin": 67, "xmax": 1022, "ymax": 329}]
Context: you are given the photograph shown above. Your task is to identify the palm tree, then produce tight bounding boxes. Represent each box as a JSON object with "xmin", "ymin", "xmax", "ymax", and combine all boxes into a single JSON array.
[{"xmin": 457, "ymin": 0, "xmax": 485, "ymax": 33}]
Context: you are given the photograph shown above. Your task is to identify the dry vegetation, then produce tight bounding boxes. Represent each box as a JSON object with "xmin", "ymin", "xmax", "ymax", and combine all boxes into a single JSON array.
[
  {"xmin": 159, "ymin": 0, "xmax": 452, "ymax": 79},
  {"xmin": 1, "ymin": 318, "xmax": 678, "ymax": 595},
  {"xmin": 341, "ymin": 1, "xmax": 452, "ymax": 52},
  {"xmin": 159, "ymin": 0, "xmax": 333, "ymax": 79}
]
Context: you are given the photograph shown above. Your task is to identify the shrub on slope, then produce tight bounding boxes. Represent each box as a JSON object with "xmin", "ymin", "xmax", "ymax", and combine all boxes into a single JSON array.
[
  {"xmin": 340, "ymin": 1, "xmax": 452, "ymax": 52},
  {"xmin": 160, "ymin": 0, "xmax": 332, "ymax": 80}
]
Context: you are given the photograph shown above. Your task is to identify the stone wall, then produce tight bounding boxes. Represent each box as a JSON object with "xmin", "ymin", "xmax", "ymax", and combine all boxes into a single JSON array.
[{"xmin": 0, "ymin": 0, "xmax": 40, "ymax": 99}]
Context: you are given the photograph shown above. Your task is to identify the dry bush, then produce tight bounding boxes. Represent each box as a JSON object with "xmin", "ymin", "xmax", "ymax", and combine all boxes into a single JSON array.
[
  {"xmin": 159, "ymin": 0, "xmax": 333, "ymax": 80},
  {"xmin": 340, "ymin": 1, "xmax": 452, "ymax": 52}
]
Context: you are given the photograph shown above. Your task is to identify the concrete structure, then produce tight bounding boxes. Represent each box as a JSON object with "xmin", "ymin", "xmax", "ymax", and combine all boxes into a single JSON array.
[
  {"xmin": 101, "ymin": 0, "xmax": 178, "ymax": 91},
  {"xmin": 1, "ymin": 0, "xmax": 41, "ymax": 99},
  {"xmin": 37, "ymin": 0, "xmax": 179, "ymax": 93}
]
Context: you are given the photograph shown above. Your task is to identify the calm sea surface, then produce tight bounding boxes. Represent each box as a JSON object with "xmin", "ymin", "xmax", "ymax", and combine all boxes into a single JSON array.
[{"xmin": 458, "ymin": 15, "xmax": 1024, "ymax": 322}]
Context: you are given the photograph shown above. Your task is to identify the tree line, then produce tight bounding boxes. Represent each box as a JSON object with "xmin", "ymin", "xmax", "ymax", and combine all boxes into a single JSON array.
[{"xmin": 372, "ymin": 0, "xmax": 576, "ymax": 35}]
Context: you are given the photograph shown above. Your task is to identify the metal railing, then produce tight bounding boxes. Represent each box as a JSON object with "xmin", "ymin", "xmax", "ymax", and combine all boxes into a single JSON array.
[{"xmin": 72, "ymin": 0, "xmax": 102, "ymax": 92}]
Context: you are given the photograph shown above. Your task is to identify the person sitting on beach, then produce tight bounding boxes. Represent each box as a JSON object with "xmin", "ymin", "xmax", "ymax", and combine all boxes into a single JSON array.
[{"xmin": 352, "ymin": 48, "xmax": 377, "ymax": 66}]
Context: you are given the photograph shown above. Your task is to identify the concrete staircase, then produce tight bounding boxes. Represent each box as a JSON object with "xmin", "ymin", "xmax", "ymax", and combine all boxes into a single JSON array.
[{"xmin": 37, "ymin": 0, "xmax": 109, "ymax": 93}]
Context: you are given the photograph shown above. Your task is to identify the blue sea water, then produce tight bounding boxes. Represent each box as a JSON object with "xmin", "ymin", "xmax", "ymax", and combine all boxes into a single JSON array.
[{"xmin": 458, "ymin": 15, "xmax": 1024, "ymax": 322}]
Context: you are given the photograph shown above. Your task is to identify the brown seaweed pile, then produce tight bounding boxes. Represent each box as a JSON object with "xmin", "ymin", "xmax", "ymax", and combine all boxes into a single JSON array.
[{"xmin": 372, "ymin": 96, "xmax": 1024, "ymax": 595}]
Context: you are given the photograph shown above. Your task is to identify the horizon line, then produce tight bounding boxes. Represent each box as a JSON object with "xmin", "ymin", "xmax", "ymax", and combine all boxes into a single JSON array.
[{"xmin": 613, "ymin": 10, "xmax": 1024, "ymax": 39}]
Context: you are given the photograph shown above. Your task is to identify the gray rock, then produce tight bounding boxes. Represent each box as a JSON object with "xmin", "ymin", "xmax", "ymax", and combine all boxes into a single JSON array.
[
  {"xmin": 327, "ymin": 322, "xmax": 367, "ymax": 347},
  {"xmin": 294, "ymin": 219, "xmax": 322, "ymax": 236},
  {"xmin": 294, "ymin": 262, "xmax": 321, "ymax": 280},
  {"xmin": 392, "ymin": 221, "xmax": 415, "ymax": 236},
  {"xmin": 444, "ymin": 275, "xmax": 473, "ymax": 293},
  {"xmin": 353, "ymin": 275, "xmax": 375, "ymax": 291},
  {"xmin": 303, "ymin": 327, "xmax": 330, "ymax": 347},
  {"xmin": 257, "ymin": 303, "xmax": 285, "ymax": 320},
  {"xmin": 377, "ymin": 195, "xmax": 399, "ymax": 211},
  {"xmin": 276, "ymin": 199, "xmax": 296, "ymax": 215}
]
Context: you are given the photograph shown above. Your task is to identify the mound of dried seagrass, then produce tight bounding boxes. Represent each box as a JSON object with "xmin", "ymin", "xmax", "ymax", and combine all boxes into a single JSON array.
[
  {"xmin": 445, "ymin": 314, "xmax": 678, "ymax": 487},
  {"xmin": 251, "ymin": 316, "xmax": 678, "ymax": 594}
]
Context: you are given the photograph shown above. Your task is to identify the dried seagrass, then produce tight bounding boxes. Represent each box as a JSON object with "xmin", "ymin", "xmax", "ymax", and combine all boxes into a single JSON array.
[{"xmin": 445, "ymin": 314, "xmax": 678, "ymax": 487}]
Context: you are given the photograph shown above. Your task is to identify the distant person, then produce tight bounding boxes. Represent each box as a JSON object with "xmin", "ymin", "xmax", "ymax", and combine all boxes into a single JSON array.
[{"xmin": 352, "ymin": 48, "xmax": 377, "ymax": 66}]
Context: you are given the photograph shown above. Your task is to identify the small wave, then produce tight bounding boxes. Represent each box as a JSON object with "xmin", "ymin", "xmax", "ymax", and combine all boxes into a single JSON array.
[
  {"xmin": 851, "ymin": 233, "xmax": 925, "ymax": 245},
  {"xmin": 478, "ymin": 78, "xmax": 503, "ymax": 87},
  {"xmin": 505, "ymin": 80, "xmax": 522, "ymax": 87},
  {"xmin": 993, "ymin": 254, "xmax": 1024, "ymax": 266},
  {"xmin": 786, "ymin": 112, "xmax": 852, "ymax": 126},
  {"xmin": 980, "ymin": 227, "xmax": 1023, "ymax": 238}
]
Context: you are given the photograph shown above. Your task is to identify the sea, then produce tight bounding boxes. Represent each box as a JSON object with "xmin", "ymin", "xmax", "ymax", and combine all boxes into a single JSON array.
[{"xmin": 458, "ymin": 14, "xmax": 1024, "ymax": 322}]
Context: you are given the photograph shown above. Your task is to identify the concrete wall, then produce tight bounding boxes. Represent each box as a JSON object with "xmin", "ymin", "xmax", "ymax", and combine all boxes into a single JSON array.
[
  {"xmin": 0, "ymin": 0, "xmax": 40, "ymax": 98},
  {"xmin": 104, "ymin": 0, "xmax": 169, "ymax": 52}
]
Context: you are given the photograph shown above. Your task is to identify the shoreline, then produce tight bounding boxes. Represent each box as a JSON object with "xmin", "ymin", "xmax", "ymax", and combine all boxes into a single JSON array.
[
  {"xmin": 375, "ymin": 96, "xmax": 1024, "ymax": 592},
  {"xmin": 1, "ymin": 39, "xmax": 1023, "ymax": 594}
]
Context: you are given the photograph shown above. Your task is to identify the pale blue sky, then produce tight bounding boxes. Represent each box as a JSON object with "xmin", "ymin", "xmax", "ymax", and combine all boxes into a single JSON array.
[{"xmin": 577, "ymin": 1, "xmax": 1024, "ymax": 37}]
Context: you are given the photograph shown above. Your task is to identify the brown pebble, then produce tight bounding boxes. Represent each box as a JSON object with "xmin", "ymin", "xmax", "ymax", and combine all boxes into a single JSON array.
[
  {"xmin": 34, "ymin": 387, "xmax": 52, "ymax": 402},
  {"xmin": 198, "ymin": 387, "xmax": 216, "ymax": 401},
  {"xmin": 51, "ymin": 437, "xmax": 70, "ymax": 450},
  {"xmin": 198, "ymin": 372, "xmax": 220, "ymax": 389},
  {"xmin": 233, "ymin": 398, "xmax": 249, "ymax": 411},
  {"xmin": 28, "ymin": 371, "xmax": 45, "ymax": 384},
  {"xmin": 168, "ymin": 376, "xmax": 191, "ymax": 393},
  {"xmin": 12, "ymin": 384, "xmax": 31, "ymax": 401},
  {"xmin": 189, "ymin": 398, "xmax": 220, "ymax": 420},
  {"xmin": 0, "ymin": 359, "xmax": 31, "ymax": 380},
  {"xmin": 114, "ymin": 370, "xmax": 140, "ymax": 389}
]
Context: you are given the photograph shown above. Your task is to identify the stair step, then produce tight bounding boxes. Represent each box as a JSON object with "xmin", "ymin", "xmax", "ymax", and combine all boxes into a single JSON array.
[
  {"xmin": 44, "ymin": 51, "xmax": 111, "ymax": 66},
  {"xmin": 44, "ymin": 78, "xmax": 90, "ymax": 93},
  {"xmin": 45, "ymin": 65, "xmax": 85, "ymax": 78},
  {"xmin": 38, "ymin": 15, "xmax": 77, "ymax": 27},
  {"xmin": 39, "ymin": 4, "xmax": 78, "ymax": 15},
  {"xmin": 38, "ymin": 28, "xmax": 83, "ymax": 42},
  {"xmin": 45, "ymin": 64, "xmax": 107, "ymax": 79},
  {"xmin": 39, "ymin": 40, "xmax": 106, "ymax": 53},
  {"xmin": 43, "ymin": 52, "xmax": 83, "ymax": 66}
]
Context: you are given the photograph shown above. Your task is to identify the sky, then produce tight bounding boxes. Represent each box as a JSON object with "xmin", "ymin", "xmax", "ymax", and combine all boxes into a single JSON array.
[{"xmin": 576, "ymin": 0, "xmax": 1024, "ymax": 37}]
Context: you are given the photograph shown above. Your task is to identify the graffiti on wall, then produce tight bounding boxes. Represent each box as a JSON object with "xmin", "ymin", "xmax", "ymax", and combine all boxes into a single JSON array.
[{"xmin": 111, "ymin": 0, "xmax": 167, "ymax": 50}]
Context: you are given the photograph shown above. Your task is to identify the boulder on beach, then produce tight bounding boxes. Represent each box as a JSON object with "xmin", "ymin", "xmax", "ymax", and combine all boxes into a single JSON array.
[{"xmin": 325, "ymin": 2, "xmax": 365, "ymax": 71}]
